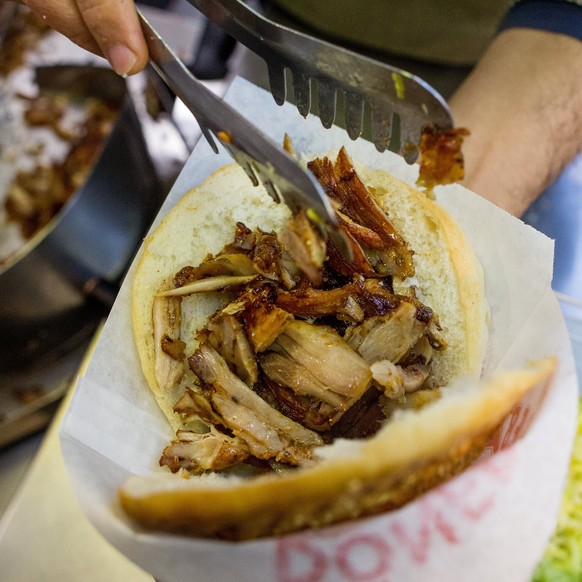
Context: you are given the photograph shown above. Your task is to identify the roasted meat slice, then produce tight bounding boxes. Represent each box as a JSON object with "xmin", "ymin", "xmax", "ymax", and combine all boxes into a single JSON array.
[
  {"xmin": 260, "ymin": 353, "xmax": 346, "ymax": 409},
  {"xmin": 173, "ymin": 253, "xmax": 256, "ymax": 287},
  {"xmin": 216, "ymin": 226, "xmax": 298, "ymax": 289},
  {"xmin": 345, "ymin": 301, "xmax": 428, "ymax": 364},
  {"xmin": 332, "ymin": 148, "xmax": 409, "ymax": 250},
  {"xmin": 244, "ymin": 303, "xmax": 294, "ymax": 352},
  {"xmin": 153, "ymin": 277, "xmax": 184, "ymax": 391},
  {"xmin": 279, "ymin": 211, "xmax": 327, "ymax": 286},
  {"xmin": 416, "ymin": 125, "xmax": 469, "ymax": 191},
  {"xmin": 276, "ymin": 285, "xmax": 358, "ymax": 319},
  {"xmin": 221, "ymin": 222, "xmax": 257, "ymax": 253},
  {"xmin": 254, "ymin": 378, "xmax": 311, "ymax": 425},
  {"xmin": 384, "ymin": 336, "xmax": 433, "ymax": 396},
  {"xmin": 161, "ymin": 336, "xmax": 186, "ymax": 361},
  {"xmin": 275, "ymin": 277, "xmax": 399, "ymax": 321},
  {"xmin": 160, "ymin": 428, "xmax": 250, "ymax": 473},
  {"xmin": 377, "ymin": 335, "xmax": 435, "ymax": 395},
  {"xmin": 202, "ymin": 311, "xmax": 258, "ymax": 386},
  {"xmin": 260, "ymin": 320, "xmax": 372, "ymax": 430},
  {"xmin": 252, "ymin": 230, "xmax": 285, "ymax": 280},
  {"xmin": 189, "ymin": 344, "xmax": 323, "ymax": 466},
  {"xmin": 325, "ymin": 386, "xmax": 386, "ymax": 440},
  {"xmin": 173, "ymin": 388, "xmax": 225, "ymax": 427},
  {"xmin": 326, "ymin": 229, "xmax": 377, "ymax": 278},
  {"xmin": 336, "ymin": 211, "xmax": 386, "ymax": 250},
  {"xmin": 210, "ymin": 393, "xmax": 314, "ymax": 465},
  {"xmin": 267, "ymin": 321, "xmax": 372, "ymax": 399},
  {"xmin": 370, "ymin": 359, "xmax": 432, "ymax": 398}
]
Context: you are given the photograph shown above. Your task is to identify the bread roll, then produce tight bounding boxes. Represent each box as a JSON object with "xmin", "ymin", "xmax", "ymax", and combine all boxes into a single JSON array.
[{"xmin": 122, "ymin": 149, "xmax": 551, "ymax": 540}]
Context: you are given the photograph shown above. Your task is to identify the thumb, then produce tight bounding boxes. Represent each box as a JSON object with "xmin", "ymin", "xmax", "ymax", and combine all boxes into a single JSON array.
[
  {"xmin": 75, "ymin": 0, "xmax": 149, "ymax": 75},
  {"xmin": 23, "ymin": 0, "xmax": 149, "ymax": 76}
]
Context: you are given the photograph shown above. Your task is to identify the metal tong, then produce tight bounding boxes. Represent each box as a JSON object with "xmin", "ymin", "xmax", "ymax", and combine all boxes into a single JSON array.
[
  {"xmin": 186, "ymin": 0, "xmax": 453, "ymax": 162},
  {"xmin": 138, "ymin": 11, "xmax": 348, "ymax": 253}
]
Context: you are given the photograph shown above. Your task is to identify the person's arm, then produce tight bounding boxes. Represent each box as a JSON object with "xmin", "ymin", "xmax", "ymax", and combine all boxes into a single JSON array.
[
  {"xmin": 449, "ymin": 3, "xmax": 582, "ymax": 216},
  {"xmin": 17, "ymin": 0, "xmax": 582, "ymax": 218},
  {"xmin": 17, "ymin": 0, "xmax": 149, "ymax": 75}
]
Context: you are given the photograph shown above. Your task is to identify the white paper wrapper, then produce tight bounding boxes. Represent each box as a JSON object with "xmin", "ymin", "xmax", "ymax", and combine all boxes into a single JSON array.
[{"xmin": 60, "ymin": 77, "xmax": 578, "ymax": 582}]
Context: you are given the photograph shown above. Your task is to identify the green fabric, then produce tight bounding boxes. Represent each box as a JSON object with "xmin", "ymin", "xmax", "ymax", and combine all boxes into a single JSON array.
[
  {"xmin": 532, "ymin": 397, "xmax": 582, "ymax": 580},
  {"xmin": 271, "ymin": 0, "xmax": 512, "ymax": 65}
]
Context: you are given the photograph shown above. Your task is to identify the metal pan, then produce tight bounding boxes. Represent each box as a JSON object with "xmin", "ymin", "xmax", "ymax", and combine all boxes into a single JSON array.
[{"xmin": 0, "ymin": 65, "xmax": 165, "ymax": 371}]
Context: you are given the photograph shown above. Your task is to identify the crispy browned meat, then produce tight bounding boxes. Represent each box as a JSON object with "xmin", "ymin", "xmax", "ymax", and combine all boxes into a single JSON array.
[
  {"xmin": 228, "ymin": 283, "xmax": 294, "ymax": 352},
  {"xmin": 174, "ymin": 254, "xmax": 256, "ymax": 287},
  {"xmin": 221, "ymin": 222, "xmax": 256, "ymax": 253},
  {"xmin": 308, "ymin": 148, "xmax": 415, "ymax": 278},
  {"xmin": 244, "ymin": 303, "xmax": 294, "ymax": 352},
  {"xmin": 254, "ymin": 377, "xmax": 312, "ymax": 425},
  {"xmin": 326, "ymin": 228, "xmax": 377, "ymax": 278},
  {"xmin": 279, "ymin": 211, "xmax": 326, "ymax": 286},
  {"xmin": 201, "ymin": 311, "xmax": 259, "ymax": 386},
  {"xmin": 336, "ymin": 211, "xmax": 386, "ymax": 250},
  {"xmin": 325, "ymin": 386, "xmax": 385, "ymax": 440},
  {"xmin": 275, "ymin": 277, "xmax": 400, "ymax": 320},
  {"xmin": 161, "ymin": 335, "xmax": 186, "ymax": 361},
  {"xmin": 252, "ymin": 230, "xmax": 284, "ymax": 279},
  {"xmin": 416, "ymin": 125, "xmax": 470, "ymax": 191}
]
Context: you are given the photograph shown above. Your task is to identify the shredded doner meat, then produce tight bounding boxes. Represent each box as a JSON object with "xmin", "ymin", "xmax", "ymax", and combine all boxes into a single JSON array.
[{"xmin": 154, "ymin": 148, "xmax": 447, "ymax": 475}]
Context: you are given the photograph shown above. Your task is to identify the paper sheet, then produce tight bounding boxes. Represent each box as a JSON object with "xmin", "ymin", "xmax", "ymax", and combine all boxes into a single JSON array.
[{"xmin": 60, "ymin": 77, "xmax": 578, "ymax": 582}]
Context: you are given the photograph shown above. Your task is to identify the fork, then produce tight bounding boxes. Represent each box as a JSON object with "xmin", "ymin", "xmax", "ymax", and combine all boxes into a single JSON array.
[
  {"xmin": 138, "ymin": 11, "xmax": 349, "ymax": 255},
  {"xmin": 185, "ymin": 0, "xmax": 453, "ymax": 162}
]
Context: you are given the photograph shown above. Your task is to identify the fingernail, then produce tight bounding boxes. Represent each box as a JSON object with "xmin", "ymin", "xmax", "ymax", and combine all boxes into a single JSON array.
[{"xmin": 107, "ymin": 44, "xmax": 137, "ymax": 77}]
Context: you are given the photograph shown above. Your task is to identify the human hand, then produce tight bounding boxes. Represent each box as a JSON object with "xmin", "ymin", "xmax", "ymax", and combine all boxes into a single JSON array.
[
  {"xmin": 15, "ymin": 0, "xmax": 149, "ymax": 75},
  {"xmin": 449, "ymin": 28, "xmax": 582, "ymax": 217}
]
